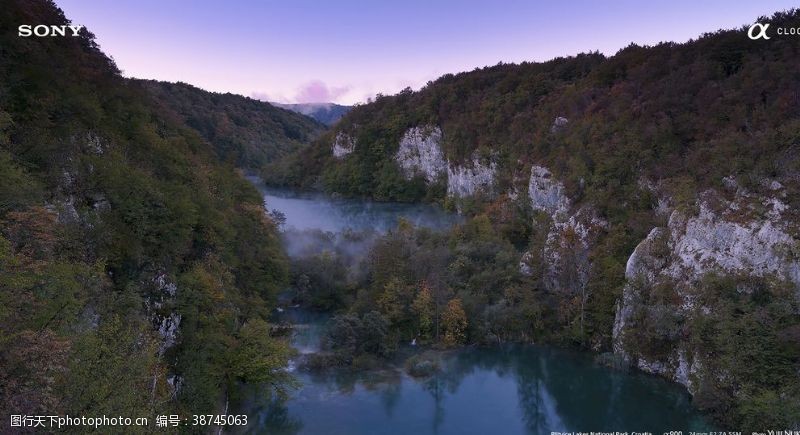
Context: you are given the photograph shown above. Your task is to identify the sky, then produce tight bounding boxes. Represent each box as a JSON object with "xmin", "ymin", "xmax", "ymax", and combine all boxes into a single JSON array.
[{"xmin": 57, "ymin": 0, "xmax": 797, "ymax": 105}]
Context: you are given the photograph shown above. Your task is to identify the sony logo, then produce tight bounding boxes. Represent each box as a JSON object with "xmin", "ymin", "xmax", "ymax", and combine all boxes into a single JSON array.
[{"xmin": 18, "ymin": 25, "xmax": 84, "ymax": 37}]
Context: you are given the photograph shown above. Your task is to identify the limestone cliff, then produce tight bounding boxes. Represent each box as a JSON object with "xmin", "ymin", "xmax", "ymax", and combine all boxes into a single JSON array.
[
  {"xmin": 332, "ymin": 132, "xmax": 355, "ymax": 158},
  {"xmin": 527, "ymin": 165, "xmax": 570, "ymax": 219},
  {"xmin": 613, "ymin": 182, "xmax": 799, "ymax": 392},
  {"xmin": 519, "ymin": 165, "xmax": 604, "ymax": 284},
  {"xmin": 518, "ymin": 165, "xmax": 606, "ymax": 345},
  {"xmin": 394, "ymin": 126, "xmax": 447, "ymax": 183},
  {"xmin": 446, "ymin": 156, "xmax": 497, "ymax": 198}
]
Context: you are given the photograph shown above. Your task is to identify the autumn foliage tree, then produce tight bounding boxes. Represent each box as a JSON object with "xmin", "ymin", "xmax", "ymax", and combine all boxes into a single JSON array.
[
  {"xmin": 412, "ymin": 282, "xmax": 435, "ymax": 340},
  {"xmin": 442, "ymin": 298, "xmax": 468, "ymax": 347}
]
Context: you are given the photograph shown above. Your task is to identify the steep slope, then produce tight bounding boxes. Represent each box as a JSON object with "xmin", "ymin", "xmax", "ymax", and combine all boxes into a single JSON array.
[
  {"xmin": 272, "ymin": 102, "xmax": 351, "ymax": 125},
  {"xmin": 0, "ymin": 0, "xmax": 293, "ymax": 417},
  {"xmin": 142, "ymin": 80, "xmax": 325, "ymax": 169},
  {"xmin": 269, "ymin": 10, "xmax": 800, "ymax": 428}
]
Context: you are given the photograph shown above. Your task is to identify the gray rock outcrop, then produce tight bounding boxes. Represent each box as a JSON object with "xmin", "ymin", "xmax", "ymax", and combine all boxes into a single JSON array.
[
  {"xmin": 613, "ymin": 186, "xmax": 799, "ymax": 392},
  {"xmin": 332, "ymin": 132, "xmax": 355, "ymax": 158},
  {"xmin": 446, "ymin": 156, "xmax": 497, "ymax": 198},
  {"xmin": 395, "ymin": 126, "xmax": 447, "ymax": 183}
]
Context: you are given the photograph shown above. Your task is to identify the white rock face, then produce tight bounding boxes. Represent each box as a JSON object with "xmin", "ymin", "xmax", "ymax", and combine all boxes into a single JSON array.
[
  {"xmin": 519, "ymin": 251, "xmax": 534, "ymax": 276},
  {"xmin": 551, "ymin": 116, "xmax": 568, "ymax": 132},
  {"xmin": 613, "ymin": 226, "xmax": 668, "ymax": 356},
  {"xmin": 151, "ymin": 272, "xmax": 180, "ymax": 354},
  {"xmin": 666, "ymin": 202, "xmax": 799, "ymax": 285},
  {"xmin": 332, "ymin": 132, "xmax": 355, "ymax": 158},
  {"xmin": 395, "ymin": 126, "xmax": 447, "ymax": 183},
  {"xmin": 637, "ymin": 358, "xmax": 668, "ymax": 376},
  {"xmin": 85, "ymin": 132, "xmax": 104, "ymax": 155},
  {"xmin": 673, "ymin": 348, "xmax": 695, "ymax": 389},
  {"xmin": 158, "ymin": 312, "xmax": 181, "ymax": 353},
  {"xmin": 541, "ymin": 210, "xmax": 604, "ymax": 293},
  {"xmin": 528, "ymin": 165, "xmax": 570, "ymax": 220},
  {"xmin": 446, "ymin": 157, "xmax": 496, "ymax": 198},
  {"xmin": 519, "ymin": 164, "xmax": 604, "ymax": 284},
  {"xmin": 613, "ymin": 187, "xmax": 799, "ymax": 390},
  {"xmin": 155, "ymin": 272, "xmax": 178, "ymax": 297},
  {"xmin": 71, "ymin": 131, "xmax": 105, "ymax": 155},
  {"xmin": 518, "ymin": 164, "xmax": 606, "ymax": 293},
  {"xmin": 624, "ymin": 227, "xmax": 667, "ymax": 281},
  {"xmin": 611, "ymin": 301, "xmax": 631, "ymax": 356}
]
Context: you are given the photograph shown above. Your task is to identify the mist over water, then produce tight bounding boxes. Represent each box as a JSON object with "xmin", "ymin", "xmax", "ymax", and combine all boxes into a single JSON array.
[
  {"xmin": 248, "ymin": 177, "xmax": 460, "ymax": 266},
  {"xmin": 244, "ymin": 178, "xmax": 712, "ymax": 434},
  {"xmin": 249, "ymin": 177, "xmax": 461, "ymax": 234}
]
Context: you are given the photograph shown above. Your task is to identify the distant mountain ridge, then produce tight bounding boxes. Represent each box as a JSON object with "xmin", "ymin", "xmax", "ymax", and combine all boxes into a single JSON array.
[
  {"xmin": 140, "ymin": 80, "xmax": 325, "ymax": 169},
  {"xmin": 272, "ymin": 102, "xmax": 351, "ymax": 125}
]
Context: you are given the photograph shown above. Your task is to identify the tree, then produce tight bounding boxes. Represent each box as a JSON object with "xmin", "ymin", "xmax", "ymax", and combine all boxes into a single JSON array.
[
  {"xmin": 324, "ymin": 312, "xmax": 393, "ymax": 359},
  {"xmin": 551, "ymin": 223, "xmax": 590, "ymax": 342},
  {"xmin": 359, "ymin": 311, "xmax": 392, "ymax": 357},
  {"xmin": 229, "ymin": 319, "xmax": 296, "ymax": 399},
  {"xmin": 61, "ymin": 316, "xmax": 165, "ymax": 418},
  {"xmin": 412, "ymin": 282, "xmax": 434, "ymax": 340},
  {"xmin": 378, "ymin": 278, "xmax": 415, "ymax": 337},
  {"xmin": 442, "ymin": 298, "xmax": 467, "ymax": 347}
]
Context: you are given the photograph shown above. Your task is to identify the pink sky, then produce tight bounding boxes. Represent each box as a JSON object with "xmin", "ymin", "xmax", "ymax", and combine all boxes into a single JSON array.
[{"xmin": 57, "ymin": 0, "xmax": 799, "ymax": 105}]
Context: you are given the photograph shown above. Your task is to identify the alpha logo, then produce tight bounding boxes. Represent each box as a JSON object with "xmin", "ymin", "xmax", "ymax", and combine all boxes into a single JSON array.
[
  {"xmin": 18, "ymin": 25, "xmax": 84, "ymax": 37},
  {"xmin": 747, "ymin": 23, "xmax": 771, "ymax": 40}
]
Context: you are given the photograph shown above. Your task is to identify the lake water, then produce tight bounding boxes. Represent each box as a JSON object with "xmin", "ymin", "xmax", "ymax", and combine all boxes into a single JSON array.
[
  {"xmin": 249, "ymin": 176, "xmax": 461, "ymax": 233},
  {"xmin": 245, "ymin": 309, "xmax": 712, "ymax": 435},
  {"xmin": 245, "ymin": 180, "xmax": 712, "ymax": 434}
]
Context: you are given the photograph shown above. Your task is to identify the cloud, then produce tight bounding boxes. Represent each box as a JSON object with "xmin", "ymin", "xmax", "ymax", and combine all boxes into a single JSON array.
[
  {"xmin": 250, "ymin": 80, "xmax": 352, "ymax": 104},
  {"xmin": 294, "ymin": 80, "xmax": 351, "ymax": 104},
  {"xmin": 250, "ymin": 91, "xmax": 275, "ymax": 102}
]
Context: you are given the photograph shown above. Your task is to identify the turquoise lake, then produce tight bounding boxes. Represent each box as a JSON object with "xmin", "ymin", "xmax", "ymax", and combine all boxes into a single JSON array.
[{"xmin": 241, "ymin": 181, "xmax": 712, "ymax": 434}]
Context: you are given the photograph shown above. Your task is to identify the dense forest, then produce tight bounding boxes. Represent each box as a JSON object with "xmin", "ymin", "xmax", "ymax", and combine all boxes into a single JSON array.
[
  {"xmin": 3, "ymin": 0, "xmax": 800, "ymax": 430},
  {"xmin": 142, "ymin": 80, "xmax": 324, "ymax": 169},
  {"xmin": 268, "ymin": 9, "xmax": 800, "ymax": 429},
  {"xmin": 0, "ymin": 0, "xmax": 295, "ymax": 424},
  {"xmin": 269, "ymin": 11, "xmax": 800, "ymax": 207}
]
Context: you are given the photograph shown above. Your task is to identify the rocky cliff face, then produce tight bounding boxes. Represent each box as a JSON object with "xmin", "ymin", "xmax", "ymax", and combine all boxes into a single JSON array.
[
  {"xmin": 393, "ymin": 124, "xmax": 497, "ymax": 197},
  {"xmin": 394, "ymin": 126, "xmax": 447, "ymax": 183},
  {"xmin": 332, "ymin": 132, "xmax": 355, "ymax": 158},
  {"xmin": 528, "ymin": 165, "xmax": 570, "ymax": 219},
  {"xmin": 339, "ymin": 124, "xmax": 497, "ymax": 199},
  {"xmin": 446, "ymin": 156, "xmax": 497, "ymax": 198},
  {"xmin": 613, "ymin": 181, "xmax": 799, "ymax": 391},
  {"xmin": 519, "ymin": 165, "xmax": 572, "ymax": 277},
  {"xmin": 666, "ymin": 198, "xmax": 798, "ymax": 286},
  {"xmin": 518, "ymin": 165, "xmax": 606, "ymax": 335}
]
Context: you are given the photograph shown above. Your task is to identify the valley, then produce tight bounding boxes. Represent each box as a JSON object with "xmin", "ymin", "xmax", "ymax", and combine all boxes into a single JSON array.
[
  {"xmin": 238, "ymin": 185, "xmax": 714, "ymax": 434},
  {"xmin": 1, "ymin": 0, "xmax": 799, "ymax": 432}
]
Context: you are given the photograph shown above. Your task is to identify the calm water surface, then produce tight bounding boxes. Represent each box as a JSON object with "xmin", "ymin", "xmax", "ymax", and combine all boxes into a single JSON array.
[
  {"xmin": 244, "ymin": 309, "xmax": 712, "ymax": 435},
  {"xmin": 249, "ymin": 176, "xmax": 460, "ymax": 233},
  {"xmin": 243, "ymin": 180, "xmax": 712, "ymax": 434}
]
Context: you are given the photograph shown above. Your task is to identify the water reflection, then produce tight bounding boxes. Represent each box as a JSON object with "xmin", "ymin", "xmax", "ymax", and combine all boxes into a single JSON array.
[
  {"xmin": 243, "ymin": 345, "xmax": 710, "ymax": 434},
  {"xmin": 258, "ymin": 400, "xmax": 303, "ymax": 435},
  {"xmin": 241, "ymin": 180, "xmax": 710, "ymax": 434}
]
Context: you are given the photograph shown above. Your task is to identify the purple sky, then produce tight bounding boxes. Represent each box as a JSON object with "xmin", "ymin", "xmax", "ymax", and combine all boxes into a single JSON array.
[{"xmin": 57, "ymin": 0, "xmax": 797, "ymax": 105}]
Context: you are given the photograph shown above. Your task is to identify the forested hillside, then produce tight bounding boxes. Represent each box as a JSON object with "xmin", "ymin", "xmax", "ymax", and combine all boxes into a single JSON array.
[
  {"xmin": 0, "ymin": 0, "xmax": 294, "ymax": 420},
  {"xmin": 270, "ymin": 12, "xmax": 799, "ymax": 206},
  {"xmin": 272, "ymin": 102, "xmax": 351, "ymax": 126},
  {"xmin": 268, "ymin": 10, "xmax": 800, "ymax": 428},
  {"xmin": 142, "ymin": 80, "xmax": 324, "ymax": 169}
]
